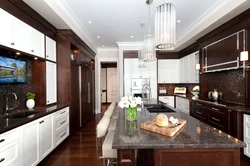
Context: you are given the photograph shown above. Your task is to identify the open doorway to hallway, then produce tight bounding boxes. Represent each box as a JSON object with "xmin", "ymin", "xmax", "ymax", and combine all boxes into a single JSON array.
[{"xmin": 100, "ymin": 62, "xmax": 118, "ymax": 112}]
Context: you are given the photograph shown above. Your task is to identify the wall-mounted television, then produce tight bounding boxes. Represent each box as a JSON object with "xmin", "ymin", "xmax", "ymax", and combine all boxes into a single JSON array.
[{"xmin": 0, "ymin": 55, "xmax": 27, "ymax": 83}]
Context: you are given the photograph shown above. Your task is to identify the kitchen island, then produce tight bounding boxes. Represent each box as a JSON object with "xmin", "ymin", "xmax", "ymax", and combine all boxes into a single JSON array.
[{"xmin": 112, "ymin": 105, "xmax": 246, "ymax": 166}]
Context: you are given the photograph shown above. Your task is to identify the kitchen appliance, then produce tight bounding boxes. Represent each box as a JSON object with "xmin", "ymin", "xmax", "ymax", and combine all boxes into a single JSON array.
[
  {"xmin": 0, "ymin": 55, "xmax": 27, "ymax": 84},
  {"xmin": 174, "ymin": 87, "xmax": 186, "ymax": 94},
  {"xmin": 131, "ymin": 78, "xmax": 151, "ymax": 99}
]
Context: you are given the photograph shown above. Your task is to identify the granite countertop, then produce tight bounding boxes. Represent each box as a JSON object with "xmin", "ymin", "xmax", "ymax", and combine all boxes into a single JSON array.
[
  {"xmin": 0, "ymin": 104, "xmax": 69, "ymax": 134},
  {"xmin": 112, "ymin": 107, "xmax": 246, "ymax": 149}
]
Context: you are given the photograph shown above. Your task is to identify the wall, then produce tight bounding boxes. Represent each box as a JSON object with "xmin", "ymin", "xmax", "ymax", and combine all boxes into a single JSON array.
[{"xmin": 95, "ymin": 49, "xmax": 119, "ymax": 114}]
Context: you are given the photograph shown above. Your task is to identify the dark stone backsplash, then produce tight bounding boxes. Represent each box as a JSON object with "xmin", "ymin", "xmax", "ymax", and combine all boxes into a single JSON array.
[
  {"xmin": 0, "ymin": 60, "xmax": 32, "ymax": 113},
  {"xmin": 201, "ymin": 69, "xmax": 245, "ymax": 104}
]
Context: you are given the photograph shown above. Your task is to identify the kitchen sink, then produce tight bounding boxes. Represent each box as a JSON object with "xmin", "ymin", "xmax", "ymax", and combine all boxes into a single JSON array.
[
  {"xmin": 144, "ymin": 104, "xmax": 175, "ymax": 113},
  {"xmin": 3, "ymin": 111, "xmax": 38, "ymax": 119}
]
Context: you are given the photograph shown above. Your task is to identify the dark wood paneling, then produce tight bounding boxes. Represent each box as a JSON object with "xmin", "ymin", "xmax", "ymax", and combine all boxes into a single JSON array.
[
  {"xmin": 57, "ymin": 30, "xmax": 96, "ymax": 59},
  {"xmin": 31, "ymin": 60, "xmax": 46, "ymax": 107},
  {"xmin": 101, "ymin": 63, "xmax": 117, "ymax": 68},
  {"xmin": 0, "ymin": 0, "xmax": 57, "ymax": 39},
  {"xmin": 156, "ymin": 51, "xmax": 179, "ymax": 59},
  {"xmin": 179, "ymin": 42, "xmax": 199, "ymax": 58},
  {"xmin": 123, "ymin": 50, "xmax": 138, "ymax": 58},
  {"xmin": 56, "ymin": 35, "xmax": 71, "ymax": 105}
]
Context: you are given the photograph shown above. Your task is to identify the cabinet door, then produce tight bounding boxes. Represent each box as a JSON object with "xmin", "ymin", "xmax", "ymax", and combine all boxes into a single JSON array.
[
  {"xmin": 39, "ymin": 115, "xmax": 53, "ymax": 160},
  {"xmin": 101, "ymin": 68, "xmax": 107, "ymax": 90},
  {"xmin": 12, "ymin": 17, "xmax": 31, "ymax": 53},
  {"xmin": 182, "ymin": 56, "xmax": 189, "ymax": 83},
  {"xmin": 46, "ymin": 36, "xmax": 56, "ymax": 62},
  {"xmin": 188, "ymin": 53, "xmax": 195, "ymax": 83},
  {"xmin": 31, "ymin": 28, "xmax": 45, "ymax": 58},
  {"xmin": 0, "ymin": 9, "xmax": 14, "ymax": 49},
  {"xmin": 46, "ymin": 61, "xmax": 57, "ymax": 105},
  {"xmin": 22, "ymin": 120, "xmax": 39, "ymax": 166},
  {"xmin": 158, "ymin": 60, "xmax": 180, "ymax": 83},
  {"xmin": 179, "ymin": 58, "xmax": 184, "ymax": 83}
]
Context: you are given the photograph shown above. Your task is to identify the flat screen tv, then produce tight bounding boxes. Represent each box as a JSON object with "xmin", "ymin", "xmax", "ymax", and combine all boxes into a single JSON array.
[{"xmin": 0, "ymin": 55, "xmax": 27, "ymax": 83}]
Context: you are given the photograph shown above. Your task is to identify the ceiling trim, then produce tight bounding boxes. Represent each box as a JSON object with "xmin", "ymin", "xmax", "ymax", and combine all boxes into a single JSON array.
[
  {"xmin": 44, "ymin": 0, "xmax": 97, "ymax": 53},
  {"xmin": 97, "ymin": 48, "xmax": 119, "ymax": 52}
]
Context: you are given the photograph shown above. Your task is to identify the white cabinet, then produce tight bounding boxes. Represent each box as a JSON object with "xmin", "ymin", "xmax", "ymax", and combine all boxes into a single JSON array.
[
  {"xmin": 176, "ymin": 96, "xmax": 190, "ymax": 114},
  {"xmin": 158, "ymin": 60, "xmax": 180, "ymax": 83},
  {"xmin": 0, "ymin": 9, "xmax": 45, "ymax": 58},
  {"xmin": 107, "ymin": 68, "xmax": 117, "ymax": 102},
  {"xmin": 0, "ymin": 128, "xmax": 22, "ymax": 166},
  {"xmin": 22, "ymin": 120, "xmax": 40, "ymax": 166},
  {"xmin": 244, "ymin": 114, "xmax": 250, "ymax": 158},
  {"xmin": 46, "ymin": 36, "xmax": 56, "ymax": 62},
  {"xmin": 39, "ymin": 114, "xmax": 54, "ymax": 160},
  {"xmin": 101, "ymin": 68, "xmax": 107, "ymax": 90},
  {"xmin": 46, "ymin": 61, "xmax": 57, "ymax": 105},
  {"xmin": 179, "ymin": 51, "xmax": 199, "ymax": 83},
  {"xmin": 159, "ymin": 96, "xmax": 175, "ymax": 108},
  {"xmin": 102, "ymin": 92, "xmax": 106, "ymax": 103}
]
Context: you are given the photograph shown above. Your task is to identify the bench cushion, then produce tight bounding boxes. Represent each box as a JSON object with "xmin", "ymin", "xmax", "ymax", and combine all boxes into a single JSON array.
[
  {"xmin": 102, "ymin": 130, "xmax": 117, "ymax": 158},
  {"xmin": 96, "ymin": 115, "xmax": 110, "ymax": 138},
  {"xmin": 104, "ymin": 107, "xmax": 114, "ymax": 118},
  {"xmin": 108, "ymin": 119, "xmax": 117, "ymax": 131}
]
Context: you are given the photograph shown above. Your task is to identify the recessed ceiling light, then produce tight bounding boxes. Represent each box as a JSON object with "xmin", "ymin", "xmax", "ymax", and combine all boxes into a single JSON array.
[
  {"xmin": 102, "ymin": 45, "xmax": 105, "ymax": 47},
  {"xmin": 97, "ymin": 36, "xmax": 100, "ymax": 38},
  {"xmin": 177, "ymin": 20, "xmax": 181, "ymax": 23},
  {"xmin": 88, "ymin": 21, "xmax": 92, "ymax": 24},
  {"xmin": 130, "ymin": 36, "xmax": 134, "ymax": 38},
  {"xmin": 16, "ymin": 52, "xmax": 21, "ymax": 55}
]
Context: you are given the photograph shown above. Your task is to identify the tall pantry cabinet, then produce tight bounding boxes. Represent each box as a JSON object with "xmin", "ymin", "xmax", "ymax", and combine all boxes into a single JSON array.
[{"xmin": 107, "ymin": 68, "xmax": 118, "ymax": 102}]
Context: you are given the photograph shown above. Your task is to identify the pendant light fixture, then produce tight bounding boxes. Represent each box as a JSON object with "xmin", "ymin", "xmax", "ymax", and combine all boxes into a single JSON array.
[
  {"xmin": 138, "ymin": 23, "xmax": 147, "ymax": 68},
  {"xmin": 142, "ymin": 0, "xmax": 156, "ymax": 62},
  {"xmin": 155, "ymin": 1, "xmax": 176, "ymax": 49}
]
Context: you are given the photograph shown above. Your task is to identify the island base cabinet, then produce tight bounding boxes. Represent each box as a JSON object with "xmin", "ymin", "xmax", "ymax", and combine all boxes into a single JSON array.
[{"xmin": 154, "ymin": 148, "xmax": 240, "ymax": 166}]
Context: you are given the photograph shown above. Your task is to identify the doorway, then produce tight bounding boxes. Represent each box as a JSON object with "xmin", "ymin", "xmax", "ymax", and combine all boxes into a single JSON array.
[{"xmin": 100, "ymin": 62, "xmax": 118, "ymax": 112}]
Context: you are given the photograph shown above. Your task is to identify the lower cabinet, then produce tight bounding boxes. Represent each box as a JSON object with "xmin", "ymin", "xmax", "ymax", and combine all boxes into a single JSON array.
[
  {"xmin": 191, "ymin": 101, "xmax": 230, "ymax": 133},
  {"xmin": 0, "ymin": 107, "xmax": 69, "ymax": 166},
  {"xmin": 176, "ymin": 97, "xmax": 190, "ymax": 114},
  {"xmin": 244, "ymin": 114, "xmax": 250, "ymax": 158},
  {"xmin": 159, "ymin": 96, "xmax": 175, "ymax": 108}
]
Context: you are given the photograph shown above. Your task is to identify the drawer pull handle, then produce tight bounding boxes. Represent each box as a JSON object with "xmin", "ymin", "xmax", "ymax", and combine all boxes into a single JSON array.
[
  {"xmin": 197, "ymin": 111, "xmax": 203, "ymax": 115},
  {"xmin": 60, "ymin": 111, "xmax": 66, "ymax": 114},
  {"xmin": 196, "ymin": 103, "xmax": 202, "ymax": 106},
  {"xmin": 0, "ymin": 139, "xmax": 5, "ymax": 143},
  {"xmin": 60, "ymin": 120, "xmax": 66, "ymax": 125},
  {"xmin": 212, "ymin": 107, "xmax": 219, "ymax": 111},
  {"xmin": 212, "ymin": 117, "xmax": 220, "ymax": 122},
  {"xmin": 39, "ymin": 120, "xmax": 44, "ymax": 124},
  {"xmin": 0, "ymin": 158, "xmax": 5, "ymax": 163},
  {"xmin": 61, "ymin": 133, "xmax": 66, "ymax": 138},
  {"xmin": 10, "ymin": 42, "xmax": 14, "ymax": 46}
]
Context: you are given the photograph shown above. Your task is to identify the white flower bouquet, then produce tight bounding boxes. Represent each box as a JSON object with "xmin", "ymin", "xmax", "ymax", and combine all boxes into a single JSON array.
[{"xmin": 118, "ymin": 96, "xmax": 142, "ymax": 121}]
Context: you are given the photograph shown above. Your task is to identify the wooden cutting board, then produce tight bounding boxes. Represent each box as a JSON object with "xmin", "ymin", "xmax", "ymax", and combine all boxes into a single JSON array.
[{"xmin": 140, "ymin": 118, "xmax": 187, "ymax": 137}]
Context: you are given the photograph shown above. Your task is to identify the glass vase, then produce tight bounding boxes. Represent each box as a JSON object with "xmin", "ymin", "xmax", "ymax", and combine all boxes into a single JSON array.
[{"xmin": 126, "ymin": 107, "xmax": 137, "ymax": 121}]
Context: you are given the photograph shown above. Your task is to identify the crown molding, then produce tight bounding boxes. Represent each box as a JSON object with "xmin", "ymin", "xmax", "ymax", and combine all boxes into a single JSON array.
[
  {"xmin": 97, "ymin": 48, "xmax": 119, "ymax": 52},
  {"xmin": 44, "ymin": 0, "xmax": 97, "ymax": 53}
]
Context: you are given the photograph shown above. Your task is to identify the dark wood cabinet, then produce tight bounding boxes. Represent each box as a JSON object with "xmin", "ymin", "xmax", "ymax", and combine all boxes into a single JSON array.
[
  {"xmin": 202, "ymin": 30, "xmax": 245, "ymax": 72},
  {"xmin": 191, "ymin": 101, "xmax": 230, "ymax": 134}
]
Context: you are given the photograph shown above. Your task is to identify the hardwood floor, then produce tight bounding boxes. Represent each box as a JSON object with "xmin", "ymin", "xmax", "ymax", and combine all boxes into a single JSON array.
[{"xmin": 38, "ymin": 111, "xmax": 250, "ymax": 166}]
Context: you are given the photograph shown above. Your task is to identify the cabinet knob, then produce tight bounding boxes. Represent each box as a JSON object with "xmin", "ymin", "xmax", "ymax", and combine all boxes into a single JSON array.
[
  {"xmin": 47, "ymin": 55, "xmax": 49, "ymax": 57},
  {"xmin": 47, "ymin": 101, "xmax": 49, "ymax": 103},
  {"xmin": 10, "ymin": 42, "xmax": 14, "ymax": 46},
  {"xmin": 31, "ymin": 49, "xmax": 34, "ymax": 52}
]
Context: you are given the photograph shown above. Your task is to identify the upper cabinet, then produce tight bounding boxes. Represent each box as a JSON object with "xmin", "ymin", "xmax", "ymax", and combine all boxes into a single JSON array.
[
  {"xmin": 0, "ymin": 9, "xmax": 45, "ymax": 58},
  {"xmin": 158, "ymin": 60, "xmax": 180, "ymax": 83},
  {"xmin": 46, "ymin": 36, "xmax": 57, "ymax": 62},
  {"xmin": 202, "ymin": 30, "xmax": 245, "ymax": 72}
]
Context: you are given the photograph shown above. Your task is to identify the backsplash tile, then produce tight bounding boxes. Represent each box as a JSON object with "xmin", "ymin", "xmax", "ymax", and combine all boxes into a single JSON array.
[
  {"xmin": 201, "ymin": 69, "xmax": 245, "ymax": 104},
  {"xmin": 0, "ymin": 60, "xmax": 32, "ymax": 113}
]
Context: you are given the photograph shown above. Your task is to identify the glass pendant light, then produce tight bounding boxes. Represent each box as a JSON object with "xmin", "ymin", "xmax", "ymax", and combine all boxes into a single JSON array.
[
  {"xmin": 138, "ymin": 23, "xmax": 147, "ymax": 68},
  {"xmin": 142, "ymin": 0, "xmax": 156, "ymax": 62},
  {"xmin": 155, "ymin": 2, "xmax": 176, "ymax": 49}
]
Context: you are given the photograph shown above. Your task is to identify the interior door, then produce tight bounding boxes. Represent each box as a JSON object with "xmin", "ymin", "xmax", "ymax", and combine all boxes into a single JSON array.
[{"xmin": 81, "ymin": 65, "xmax": 88, "ymax": 126}]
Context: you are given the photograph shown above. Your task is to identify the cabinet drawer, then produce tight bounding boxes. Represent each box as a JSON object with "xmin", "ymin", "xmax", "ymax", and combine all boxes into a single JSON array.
[
  {"xmin": 55, "ymin": 126, "xmax": 69, "ymax": 146},
  {"xmin": 207, "ymin": 106, "xmax": 226, "ymax": 114},
  {"xmin": 55, "ymin": 107, "xmax": 69, "ymax": 119},
  {"xmin": 55, "ymin": 115, "xmax": 68, "ymax": 131},
  {"xmin": 0, "ymin": 128, "xmax": 19, "ymax": 148},
  {"xmin": 193, "ymin": 107, "xmax": 207, "ymax": 120},
  {"xmin": 0, "ymin": 141, "xmax": 18, "ymax": 166},
  {"xmin": 208, "ymin": 110, "xmax": 227, "ymax": 129}
]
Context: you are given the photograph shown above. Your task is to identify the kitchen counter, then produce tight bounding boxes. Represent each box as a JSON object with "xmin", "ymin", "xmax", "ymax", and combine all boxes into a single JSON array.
[
  {"xmin": 112, "ymin": 106, "xmax": 245, "ymax": 166},
  {"xmin": 0, "ymin": 104, "xmax": 69, "ymax": 134},
  {"xmin": 112, "ymin": 106, "xmax": 245, "ymax": 149}
]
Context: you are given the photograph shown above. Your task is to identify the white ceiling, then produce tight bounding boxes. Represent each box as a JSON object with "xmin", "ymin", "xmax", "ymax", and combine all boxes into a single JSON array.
[{"xmin": 24, "ymin": 0, "xmax": 249, "ymax": 52}]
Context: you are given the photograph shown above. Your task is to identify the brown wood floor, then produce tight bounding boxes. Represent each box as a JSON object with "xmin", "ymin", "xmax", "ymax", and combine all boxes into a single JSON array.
[{"xmin": 38, "ymin": 112, "xmax": 250, "ymax": 166}]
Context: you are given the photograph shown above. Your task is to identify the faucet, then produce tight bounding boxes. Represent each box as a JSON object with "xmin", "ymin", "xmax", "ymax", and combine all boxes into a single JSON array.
[
  {"xmin": 142, "ymin": 84, "xmax": 151, "ymax": 101},
  {"xmin": 5, "ymin": 93, "xmax": 18, "ymax": 115}
]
